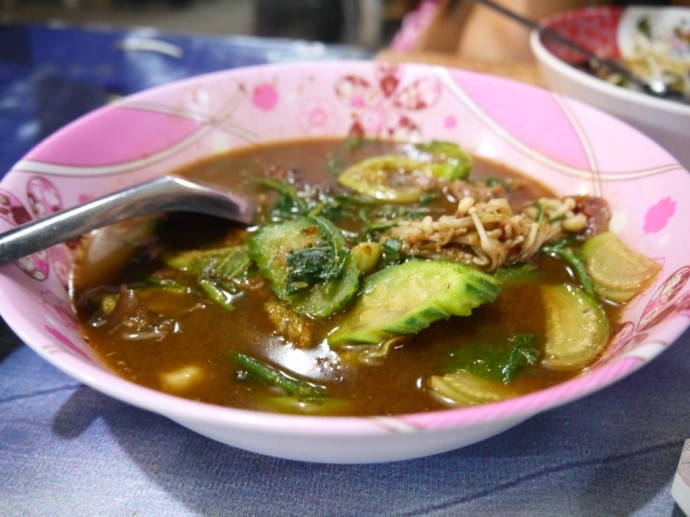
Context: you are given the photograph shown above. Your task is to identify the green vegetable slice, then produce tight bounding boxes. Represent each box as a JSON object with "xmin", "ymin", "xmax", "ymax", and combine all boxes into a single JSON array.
[
  {"xmin": 541, "ymin": 283, "xmax": 610, "ymax": 370},
  {"xmin": 328, "ymin": 259, "xmax": 501, "ymax": 346},
  {"xmin": 581, "ymin": 231, "xmax": 661, "ymax": 303},
  {"xmin": 429, "ymin": 371, "xmax": 521, "ymax": 406},
  {"xmin": 338, "ymin": 141, "xmax": 472, "ymax": 202},
  {"xmin": 338, "ymin": 156, "xmax": 432, "ymax": 202},
  {"xmin": 415, "ymin": 140, "xmax": 474, "ymax": 180},
  {"xmin": 247, "ymin": 216, "xmax": 360, "ymax": 318}
]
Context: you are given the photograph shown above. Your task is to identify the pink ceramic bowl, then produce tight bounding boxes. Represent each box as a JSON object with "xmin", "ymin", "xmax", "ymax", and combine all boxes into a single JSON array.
[
  {"xmin": 530, "ymin": 5, "xmax": 690, "ymax": 169},
  {"xmin": 1, "ymin": 61, "xmax": 689, "ymax": 463}
]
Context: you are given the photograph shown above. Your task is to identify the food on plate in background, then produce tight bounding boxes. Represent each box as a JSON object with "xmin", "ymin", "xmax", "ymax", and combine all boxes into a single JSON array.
[{"xmin": 587, "ymin": 12, "xmax": 690, "ymax": 97}]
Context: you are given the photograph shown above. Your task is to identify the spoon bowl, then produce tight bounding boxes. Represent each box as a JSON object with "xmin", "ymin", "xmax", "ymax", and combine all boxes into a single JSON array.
[{"xmin": 0, "ymin": 175, "xmax": 255, "ymax": 265}]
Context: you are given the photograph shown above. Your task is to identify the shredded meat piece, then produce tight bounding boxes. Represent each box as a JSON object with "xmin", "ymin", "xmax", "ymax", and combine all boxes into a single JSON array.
[
  {"xmin": 573, "ymin": 195, "xmax": 611, "ymax": 239},
  {"xmin": 381, "ymin": 195, "xmax": 608, "ymax": 271}
]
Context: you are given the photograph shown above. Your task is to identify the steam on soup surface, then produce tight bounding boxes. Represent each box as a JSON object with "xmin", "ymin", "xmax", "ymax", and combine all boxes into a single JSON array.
[{"xmin": 71, "ymin": 138, "xmax": 660, "ymax": 416}]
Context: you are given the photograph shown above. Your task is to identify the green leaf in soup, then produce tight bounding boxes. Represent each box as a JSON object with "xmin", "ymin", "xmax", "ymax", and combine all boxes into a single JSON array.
[
  {"xmin": 415, "ymin": 140, "xmax": 474, "ymax": 180},
  {"xmin": 428, "ymin": 334, "xmax": 541, "ymax": 407},
  {"xmin": 541, "ymin": 238, "xmax": 596, "ymax": 298},
  {"xmin": 380, "ymin": 238, "xmax": 403, "ymax": 265},
  {"xmin": 491, "ymin": 263, "xmax": 541, "ymax": 286},
  {"xmin": 166, "ymin": 246, "xmax": 252, "ymax": 283},
  {"xmin": 446, "ymin": 333, "xmax": 541, "ymax": 384},
  {"xmin": 260, "ymin": 178, "xmax": 310, "ymax": 220},
  {"xmin": 198, "ymin": 279, "xmax": 238, "ymax": 311},
  {"xmin": 286, "ymin": 245, "xmax": 342, "ymax": 293},
  {"xmin": 164, "ymin": 246, "xmax": 253, "ymax": 310},
  {"xmin": 231, "ymin": 351, "xmax": 326, "ymax": 401}
]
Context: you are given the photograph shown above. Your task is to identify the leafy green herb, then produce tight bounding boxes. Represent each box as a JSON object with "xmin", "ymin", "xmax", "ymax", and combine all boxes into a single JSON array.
[
  {"xmin": 269, "ymin": 194, "xmax": 308, "ymax": 220},
  {"xmin": 533, "ymin": 201, "xmax": 544, "ymax": 223},
  {"xmin": 259, "ymin": 177, "xmax": 296, "ymax": 196},
  {"xmin": 541, "ymin": 238, "xmax": 596, "ymax": 297},
  {"xmin": 447, "ymin": 333, "xmax": 541, "ymax": 383},
  {"xmin": 307, "ymin": 197, "xmax": 343, "ymax": 220},
  {"xmin": 261, "ymin": 178, "xmax": 355, "ymax": 223},
  {"xmin": 198, "ymin": 279, "xmax": 237, "ymax": 311},
  {"xmin": 165, "ymin": 246, "xmax": 253, "ymax": 309},
  {"xmin": 360, "ymin": 222, "xmax": 395, "ymax": 242},
  {"xmin": 381, "ymin": 238, "xmax": 403, "ymax": 265},
  {"xmin": 492, "ymin": 263, "xmax": 540, "ymax": 286},
  {"xmin": 146, "ymin": 276, "xmax": 187, "ymax": 293},
  {"xmin": 248, "ymin": 216, "xmax": 360, "ymax": 318},
  {"xmin": 231, "ymin": 351, "xmax": 326, "ymax": 400},
  {"xmin": 284, "ymin": 214, "xmax": 352, "ymax": 292},
  {"xmin": 260, "ymin": 178, "xmax": 310, "ymax": 220},
  {"xmin": 286, "ymin": 244, "xmax": 346, "ymax": 293}
]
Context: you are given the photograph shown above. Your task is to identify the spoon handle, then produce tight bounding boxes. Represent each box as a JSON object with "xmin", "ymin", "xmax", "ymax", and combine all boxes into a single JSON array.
[{"xmin": 0, "ymin": 176, "xmax": 255, "ymax": 266}]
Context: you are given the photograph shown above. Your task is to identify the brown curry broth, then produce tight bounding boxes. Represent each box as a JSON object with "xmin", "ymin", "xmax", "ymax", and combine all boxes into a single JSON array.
[{"xmin": 73, "ymin": 139, "xmax": 590, "ymax": 416}]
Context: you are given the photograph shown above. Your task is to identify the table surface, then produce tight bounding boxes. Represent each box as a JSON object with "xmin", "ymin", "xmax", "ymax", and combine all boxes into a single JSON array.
[{"xmin": 1, "ymin": 22, "xmax": 689, "ymax": 517}]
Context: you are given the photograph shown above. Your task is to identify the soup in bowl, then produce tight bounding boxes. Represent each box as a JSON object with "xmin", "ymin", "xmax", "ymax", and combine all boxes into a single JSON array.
[{"xmin": 1, "ymin": 61, "xmax": 688, "ymax": 463}]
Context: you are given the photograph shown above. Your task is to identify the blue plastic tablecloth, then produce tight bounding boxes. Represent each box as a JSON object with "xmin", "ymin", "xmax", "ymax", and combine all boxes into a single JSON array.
[
  {"xmin": 0, "ymin": 21, "xmax": 368, "ymax": 175},
  {"xmin": 1, "ymin": 21, "xmax": 688, "ymax": 517}
]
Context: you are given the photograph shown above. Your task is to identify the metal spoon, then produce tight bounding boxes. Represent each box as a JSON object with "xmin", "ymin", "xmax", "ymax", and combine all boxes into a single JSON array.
[
  {"xmin": 0, "ymin": 175, "xmax": 255, "ymax": 265},
  {"xmin": 472, "ymin": 0, "xmax": 690, "ymax": 104}
]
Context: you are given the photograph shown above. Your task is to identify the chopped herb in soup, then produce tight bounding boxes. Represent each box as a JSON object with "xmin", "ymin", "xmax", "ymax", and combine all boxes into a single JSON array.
[{"xmin": 71, "ymin": 139, "xmax": 661, "ymax": 416}]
